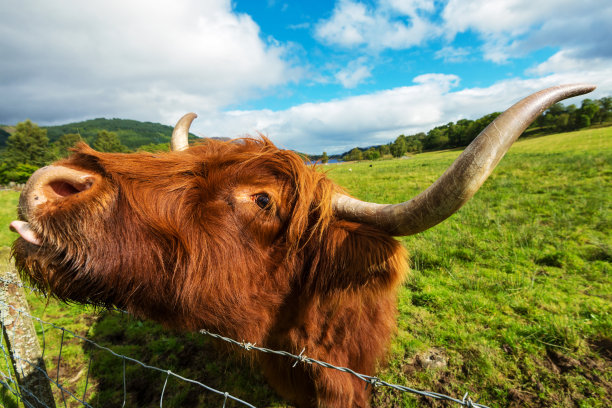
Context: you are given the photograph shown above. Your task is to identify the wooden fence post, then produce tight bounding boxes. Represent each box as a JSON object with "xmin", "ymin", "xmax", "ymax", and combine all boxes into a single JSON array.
[{"xmin": 0, "ymin": 268, "xmax": 56, "ymax": 408}]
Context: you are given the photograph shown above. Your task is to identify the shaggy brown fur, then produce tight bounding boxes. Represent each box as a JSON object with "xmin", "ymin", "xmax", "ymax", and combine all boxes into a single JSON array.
[{"xmin": 12, "ymin": 138, "xmax": 407, "ymax": 407}]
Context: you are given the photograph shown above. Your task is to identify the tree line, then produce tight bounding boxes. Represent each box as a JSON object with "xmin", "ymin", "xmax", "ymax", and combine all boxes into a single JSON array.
[
  {"xmin": 335, "ymin": 96, "xmax": 611, "ymax": 162},
  {"xmin": 1, "ymin": 96, "xmax": 610, "ymax": 182},
  {"xmin": 0, "ymin": 121, "xmax": 171, "ymax": 184},
  {"xmin": 43, "ymin": 118, "xmax": 179, "ymax": 149}
]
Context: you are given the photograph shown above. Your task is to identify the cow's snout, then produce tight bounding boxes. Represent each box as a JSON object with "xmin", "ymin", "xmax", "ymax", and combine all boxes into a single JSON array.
[{"xmin": 18, "ymin": 165, "xmax": 98, "ymax": 220}]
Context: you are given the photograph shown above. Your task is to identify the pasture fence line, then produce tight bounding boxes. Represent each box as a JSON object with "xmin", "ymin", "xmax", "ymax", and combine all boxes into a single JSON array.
[
  {"xmin": 1, "ymin": 274, "xmax": 255, "ymax": 408},
  {"xmin": 198, "ymin": 329, "xmax": 487, "ymax": 408},
  {"xmin": 0, "ymin": 273, "xmax": 489, "ymax": 408},
  {"xmin": 0, "ymin": 267, "xmax": 56, "ymax": 408}
]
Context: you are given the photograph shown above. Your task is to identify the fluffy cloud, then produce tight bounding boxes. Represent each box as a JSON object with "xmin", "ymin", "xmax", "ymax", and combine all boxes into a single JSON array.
[
  {"xmin": 196, "ymin": 68, "xmax": 607, "ymax": 154},
  {"xmin": 2, "ymin": 0, "xmax": 609, "ymax": 156},
  {"xmin": 526, "ymin": 50, "xmax": 612, "ymax": 92},
  {"xmin": 442, "ymin": 0, "xmax": 612, "ymax": 62},
  {"xmin": 434, "ymin": 46, "xmax": 472, "ymax": 63},
  {"xmin": 314, "ymin": 0, "xmax": 437, "ymax": 50},
  {"xmin": 0, "ymin": 0, "xmax": 296, "ymax": 125},
  {"xmin": 192, "ymin": 73, "xmax": 457, "ymax": 153},
  {"xmin": 335, "ymin": 58, "xmax": 372, "ymax": 88},
  {"xmin": 314, "ymin": 0, "xmax": 612, "ymax": 64}
]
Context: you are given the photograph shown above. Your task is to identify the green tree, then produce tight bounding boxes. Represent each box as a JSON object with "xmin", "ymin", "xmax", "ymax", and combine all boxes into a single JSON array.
[
  {"xmin": 390, "ymin": 136, "xmax": 407, "ymax": 158},
  {"xmin": 321, "ymin": 151, "xmax": 329, "ymax": 164},
  {"xmin": 138, "ymin": 143, "xmax": 170, "ymax": 153},
  {"xmin": 378, "ymin": 144, "xmax": 390, "ymax": 157},
  {"xmin": 577, "ymin": 114, "xmax": 591, "ymax": 129},
  {"xmin": 93, "ymin": 130, "xmax": 129, "ymax": 153},
  {"xmin": 600, "ymin": 97, "xmax": 612, "ymax": 122},
  {"xmin": 565, "ymin": 104, "xmax": 578, "ymax": 127},
  {"xmin": 406, "ymin": 137, "xmax": 423, "ymax": 153},
  {"xmin": 424, "ymin": 127, "xmax": 449, "ymax": 150},
  {"xmin": 53, "ymin": 133, "xmax": 83, "ymax": 158},
  {"xmin": 547, "ymin": 102, "xmax": 566, "ymax": 116},
  {"xmin": 554, "ymin": 114, "xmax": 570, "ymax": 131},
  {"xmin": 0, "ymin": 162, "xmax": 40, "ymax": 184},
  {"xmin": 343, "ymin": 147, "xmax": 363, "ymax": 161},
  {"xmin": 448, "ymin": 120, "xmax": 471, "ymax": 147},
  {"xmin": 579, "ymin": 99, "xmax": 599, "ymax": 124},
  {"xmin": 4, "ymin": 120, "xmax": 51, "ymax": 167},
  {"xmin": 461, "ymin": 112, "xmax": 501, "ymax": 145},
  {"xmin": 364, "ymin": 147, "xmax": 380, "ymax": 160}
]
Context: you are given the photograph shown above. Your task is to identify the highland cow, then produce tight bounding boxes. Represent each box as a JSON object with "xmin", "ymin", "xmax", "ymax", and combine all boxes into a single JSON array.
[{"xmin": 11, "ymin": 84, "xmax": 594, "ymax": 407}]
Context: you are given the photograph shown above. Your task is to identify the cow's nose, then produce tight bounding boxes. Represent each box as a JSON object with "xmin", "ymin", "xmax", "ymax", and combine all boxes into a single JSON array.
[{"xmin": 19, "ymin": 165, "xmax": 97, "ymax": 220}]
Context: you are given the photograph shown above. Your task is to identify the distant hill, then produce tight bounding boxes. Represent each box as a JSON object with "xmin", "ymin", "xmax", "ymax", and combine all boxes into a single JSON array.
[{"xmin": 43, "ymin": 118, "xmax": 199, "ymax": 150}]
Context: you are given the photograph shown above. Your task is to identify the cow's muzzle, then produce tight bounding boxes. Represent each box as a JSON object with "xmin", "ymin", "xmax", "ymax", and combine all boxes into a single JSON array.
[{"xmin": 11, "ymin": 165, "xmax": 98, "ymax": 245}]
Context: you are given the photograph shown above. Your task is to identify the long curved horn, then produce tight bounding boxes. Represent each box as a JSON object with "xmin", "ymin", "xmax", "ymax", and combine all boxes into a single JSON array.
[
  {"xmin": 332, "ymin": 83, "xmax": 596, "ymax": 236},
  {"xmin": 171, "ymin": 112, "xmax": 198, "ymax": 151}
]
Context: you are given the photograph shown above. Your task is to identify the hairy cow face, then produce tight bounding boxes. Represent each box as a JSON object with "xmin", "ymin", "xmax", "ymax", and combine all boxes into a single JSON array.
[{"xmin": 12, "ymin": 139, "xmax": 340, "ymax": 333}]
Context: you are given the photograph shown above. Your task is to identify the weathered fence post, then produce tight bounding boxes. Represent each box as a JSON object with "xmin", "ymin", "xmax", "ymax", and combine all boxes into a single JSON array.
[{"xmin": 0, "ymin": 267, "xmax": 56, "ymax": 408}]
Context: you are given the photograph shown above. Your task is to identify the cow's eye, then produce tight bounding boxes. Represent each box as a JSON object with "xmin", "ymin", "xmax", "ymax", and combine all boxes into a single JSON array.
[{"xmin": 253, "ymin": 193, "xmax": 271, "ymax": 209}]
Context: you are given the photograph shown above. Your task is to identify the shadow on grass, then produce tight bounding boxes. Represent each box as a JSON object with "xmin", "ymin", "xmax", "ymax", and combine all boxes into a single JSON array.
[
  {"xmin": 0, "ymin": 385, "xmax": 20, "ymax": 408},
  {"xmin": 84, "ymin": 312, "xmax": 283, "ymax": 408}
]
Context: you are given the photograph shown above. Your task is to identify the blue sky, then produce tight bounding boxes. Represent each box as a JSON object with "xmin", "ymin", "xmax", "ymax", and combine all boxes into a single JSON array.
[
  {"xmin": 1, "ymin": 0, "xmax": 611, "ymax": 154},
  {"xmin": 231, "ymin": 0, "xmax": 555, "ymax": 109}
]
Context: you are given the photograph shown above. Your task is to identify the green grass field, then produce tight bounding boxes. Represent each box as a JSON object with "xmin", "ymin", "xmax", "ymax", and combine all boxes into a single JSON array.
[{"xmin": 1, "ymin": 126, "xmax": 610, "ymax": 407}]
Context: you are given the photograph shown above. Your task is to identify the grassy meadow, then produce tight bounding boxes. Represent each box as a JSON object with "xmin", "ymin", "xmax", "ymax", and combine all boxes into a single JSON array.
[{"xmin": 1, "ymin": 126, "xmax": 610, "ymax": 407}]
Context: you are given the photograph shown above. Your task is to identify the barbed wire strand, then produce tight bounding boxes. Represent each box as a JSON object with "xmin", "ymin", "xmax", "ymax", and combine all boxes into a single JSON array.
[
  {"xmin": 0, "ymin": 299, "xmax": 256, "ymax": 408},
  {"xmin": 198, "ymin": 329, "xmax": 489, "ymax": 408},
  {"xmin": 1, "ymin": 275, "xmax": 490, "ymax": 407}
]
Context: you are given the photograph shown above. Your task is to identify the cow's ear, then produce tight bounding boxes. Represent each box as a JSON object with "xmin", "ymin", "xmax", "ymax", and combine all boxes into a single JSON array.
[{"xmin": 307, "ymin": 220, "xmax": 407, "ymax": 293}]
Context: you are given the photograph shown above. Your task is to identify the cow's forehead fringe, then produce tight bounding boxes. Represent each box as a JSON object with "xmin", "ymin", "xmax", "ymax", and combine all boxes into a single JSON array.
[{"xmin": 64, "ymin": 137, "xmax": 338, "ymax": 248}]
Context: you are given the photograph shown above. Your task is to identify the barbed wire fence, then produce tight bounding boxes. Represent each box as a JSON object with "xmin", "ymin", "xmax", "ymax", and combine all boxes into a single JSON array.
[{"xmin": 0, "ymin": 272, "xmax": 489, "ymax": 408}]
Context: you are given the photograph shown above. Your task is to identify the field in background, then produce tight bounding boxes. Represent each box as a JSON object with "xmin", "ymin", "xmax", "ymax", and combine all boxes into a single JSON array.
[{"xmin": 1, "ymin": 126, "xmax": 610, "ymax": 407}]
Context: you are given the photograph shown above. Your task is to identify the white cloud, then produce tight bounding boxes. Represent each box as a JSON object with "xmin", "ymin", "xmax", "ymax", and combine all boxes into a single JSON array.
[
  {"xmin": 442, "ymin": 0, "xmax": 612, "ymax": 62},
  {"xmin": 2, "ymin": 0, "xmax": 610, "ymax": 157},
  {"xmin": 383, "ymin": 0, "xmax": 435, "ymax": 15},
  {"xmin": 191, "ymin": 73, "xmax": 458, "ymax": 153},
  {"xmin": 335, "ymin": 58, "xmax": 372, "ymax": 88},
  {"xmin": 314, "ymin": 0, "xmax": 437, "ymax": 51},
  {"xmin": 434, "ymin": 46, "xmax": 471, "ymax": 63},
  {"xmin": 194, "ymin": 68, "xmax": 608, "ymax": 154},
  {"xmin": 313, "ymin": 0, "xmax": 612, "ymax": 65},
  {"xmin": 526, "ymin": 50, "xmax": 612, "ymax": 91},
  {"xmin": 0, "ymin": 0, "xmax": 296, "ymax": 125},
  {"xmin": 412, "ymin": 73, "xmax": 460, "ymax": 88},
  {"xmin": 442, "ymin": 0, "xmax": 546, "ymax": 37}
]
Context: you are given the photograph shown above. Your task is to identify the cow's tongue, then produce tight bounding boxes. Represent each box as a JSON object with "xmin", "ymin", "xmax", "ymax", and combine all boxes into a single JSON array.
[{"xmin": 10, "ymin": 221, "xmax": 41, "ymax": 246}]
